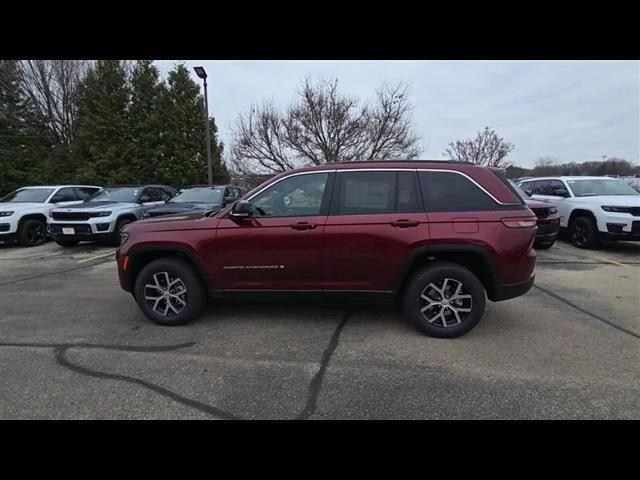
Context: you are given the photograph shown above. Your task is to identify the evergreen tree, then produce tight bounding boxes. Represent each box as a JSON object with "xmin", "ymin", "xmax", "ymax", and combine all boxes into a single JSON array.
[
  {"xmin": 73, "ymin": 60, "xmax": 131, "ymax": 184},
  {"xmin": 0, "ymin": 60, "xmax": 52, "ymax": 195},
  {"xmin": 155, "ymin": 64, "xmax": 227, "ymax": 186},
  {"xmin": 129, "ymin": 60, "xmax": 163, "ymax": 183}
]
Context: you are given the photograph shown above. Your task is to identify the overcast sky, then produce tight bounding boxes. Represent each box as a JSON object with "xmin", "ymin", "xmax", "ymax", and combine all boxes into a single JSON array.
[{"xmin": 155, "ymin": 60, "xmax": 639, "ymax": 169}]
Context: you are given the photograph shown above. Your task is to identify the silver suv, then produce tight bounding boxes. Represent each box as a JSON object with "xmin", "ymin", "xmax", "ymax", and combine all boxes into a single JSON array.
[{"xmin": 48, "ymin": 185, "xmax": 176, "ymax": 247}]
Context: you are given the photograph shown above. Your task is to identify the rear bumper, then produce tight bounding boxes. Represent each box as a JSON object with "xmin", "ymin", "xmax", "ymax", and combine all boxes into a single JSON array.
[{"xmin": 491, "ymin": 275, "xmax": 535, "ymax": 302}]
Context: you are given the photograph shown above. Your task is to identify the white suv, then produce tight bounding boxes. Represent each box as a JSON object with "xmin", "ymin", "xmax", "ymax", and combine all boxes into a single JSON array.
[
  {"xmin": 47, "ymin": 185, "xmax": 176, "ymax": 247},
  {"xmin": 0, "ymin": 186, "xmax": 102, "ymax": 246},
  {"xmin": 518, "ymin": 176, "xmax": 640, "ymax": 248}
]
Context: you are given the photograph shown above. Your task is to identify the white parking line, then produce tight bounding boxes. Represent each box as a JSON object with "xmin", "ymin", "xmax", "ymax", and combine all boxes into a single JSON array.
[
  {"xmin": 76, "ymin": 251, "xmax": 115, "ymax": 263},
  {"xmin": 553, "ymin": 242, "xmax": 633, "ymax": 268}
]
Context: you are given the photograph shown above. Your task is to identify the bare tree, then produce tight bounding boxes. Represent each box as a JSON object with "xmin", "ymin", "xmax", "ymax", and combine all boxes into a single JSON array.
[
  {"xmin": 17, "ymin": 60, "xmax": 91, "ymax": 147},
  {"xmin": 533, "ymin": 156, "xmax": 559, "ymax": 176},
  {"xmin": 444, "ymin": 127, "xmax": 514, "ymax": 167},
  {"xmin": 231, "ymin": 77, "xmax": 421, "ymax": 174}
]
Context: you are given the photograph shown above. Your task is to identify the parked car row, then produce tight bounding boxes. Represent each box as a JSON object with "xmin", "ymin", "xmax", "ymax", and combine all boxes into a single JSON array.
[
  {"xmin": 516, "ymin": 176, "xmax": 640, "ymax": 248},
  {"xmin": 0, "ymin": 184, "xmax": 243, "ymax": 247}
]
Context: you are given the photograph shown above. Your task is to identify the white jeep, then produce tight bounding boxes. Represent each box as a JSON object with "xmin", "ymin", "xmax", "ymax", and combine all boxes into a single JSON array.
[
  {"xmin": 0, "ymin": 186, "xmax": 102, "ymax": 247},
  {"xmin": 518, "ymin": 176, "xmax": 640, "ymax": 248}
]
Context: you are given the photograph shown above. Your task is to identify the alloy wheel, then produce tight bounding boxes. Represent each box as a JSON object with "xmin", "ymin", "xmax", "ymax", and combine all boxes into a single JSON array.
[
  {"xmin": 419, "ymin": 277, "xmax": 473, "ymax": 328},
  {"xmin": 144, "ymin": 271, "xmax": 188, "ymax": 317},
  {"xmin": 27, "ymin": 222, "xmax": 47, "ymax": 245}
]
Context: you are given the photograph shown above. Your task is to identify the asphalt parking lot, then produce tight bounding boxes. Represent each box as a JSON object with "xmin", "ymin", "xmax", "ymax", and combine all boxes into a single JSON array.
[{"xmin": 1, "ymin": 238, "xmax": 639, "ymax": 419}]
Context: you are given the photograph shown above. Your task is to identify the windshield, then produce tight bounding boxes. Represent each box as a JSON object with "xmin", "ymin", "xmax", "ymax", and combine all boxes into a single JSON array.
[
  {"xmin": 88, "ymin": 187, "xmax": 140, "ymax": 203},
  {"xmin": 566, "ymin": 179, "xmax": 639, "ymax": 197},
  {"xmin": 169, "ymin": 187, "xmax": 224, "ymax": 203},
  {"xmin": 1, "ymin": 188, "xmax": 55, "ymax": 203},
  {"xmin": 509, "ymin": 180, "xmax": 530, "ymax": 199}
]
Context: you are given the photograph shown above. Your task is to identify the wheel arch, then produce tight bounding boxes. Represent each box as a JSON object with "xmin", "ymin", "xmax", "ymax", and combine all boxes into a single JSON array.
[
  {"xmin": 116, "ymin": 213, "xmax": 138, "ymax": 224},
  {"xmin": 395, "ymin": 245, "xmax": 500, "ymax": 301},
  {"xmin": 126, "ymin": 245, "xmax": 211, "ymax": 298},
  {"xmin": 18, "ymin": 213, "xmax": 48, "ymax": 226},
  {"xmin": 568, "ymin": 208, "xmax": 598, "ymax": 227}
]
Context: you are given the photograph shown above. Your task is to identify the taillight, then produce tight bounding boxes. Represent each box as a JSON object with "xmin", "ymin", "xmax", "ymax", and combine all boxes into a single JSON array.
[{"xmin": 501, "ymin": 217, "xmax": 537, "ymax": 228}]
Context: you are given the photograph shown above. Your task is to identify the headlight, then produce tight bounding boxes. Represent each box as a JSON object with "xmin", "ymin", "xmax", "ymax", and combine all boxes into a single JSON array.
[
  {"xmin": 95, "ymin": 211, "xmax": 112, "ymax": 217},
  {"xmin": 0, "ymin": 211, "xmax": 14, "ymax": 217},
  {"xmin": 548, "ymin": 207, "xmax": 558, "ymax": 214},
  {"xmin": 601, "ymin": 206, "xmax": 630, "ymax": 213}
]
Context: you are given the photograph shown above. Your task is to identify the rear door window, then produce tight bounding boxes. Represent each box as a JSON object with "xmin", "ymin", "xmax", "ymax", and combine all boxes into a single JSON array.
[{"xmin": 335, "ymin": 171, "xmax": 396, "ymax": 214}]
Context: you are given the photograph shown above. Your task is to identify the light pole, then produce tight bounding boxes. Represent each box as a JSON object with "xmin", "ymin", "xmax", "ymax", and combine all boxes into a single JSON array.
[{"xmin": 194, "ymin": 66, "xmax": 212, "ymax": 185}]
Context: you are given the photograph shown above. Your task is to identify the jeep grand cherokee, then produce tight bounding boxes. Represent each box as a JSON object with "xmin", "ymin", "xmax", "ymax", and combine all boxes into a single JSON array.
[{"xmin": 116, "ymin": 161, "xmax": 537, "ymax": 338}]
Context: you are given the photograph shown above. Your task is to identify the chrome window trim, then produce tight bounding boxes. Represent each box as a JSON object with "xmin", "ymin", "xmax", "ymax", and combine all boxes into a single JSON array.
[{"xmin": 246, "ymin": 168, "xmax": 519, "ymax": 206}]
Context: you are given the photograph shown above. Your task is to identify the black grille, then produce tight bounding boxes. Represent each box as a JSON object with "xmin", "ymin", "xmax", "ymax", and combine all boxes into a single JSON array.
[
  {"xmin": 532, "ymin": 207, "xmax": 550, "ymax": 219},
  {"xmin": 630, "ymin": 207, "xmax": 640, "ymax": 217},
  {"xmin": 0, "ymin": 223, "xmax": 10, "ymax": 232},
  {"xmin": 49, "ymin": 223, "xmax": 93, "ymax": 234},
  {"xmin": 632, "ymin": 221, "xmax": 640, "ymax": 234},
  {"xmin": 51, "ymin": 211, "xmax": 93, "ymax": 221}
]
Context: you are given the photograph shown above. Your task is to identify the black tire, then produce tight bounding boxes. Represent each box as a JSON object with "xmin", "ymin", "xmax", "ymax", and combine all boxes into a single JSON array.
[
  {"xmin": 134, "ymin": 257, "xmax": 206, "ymax": 326},
  {"xmin": 534, "ymin": 239, "xmax": 555, "ymax": 250},
  {"xmin": 569, "ymin": 216, "xmax": 600, "ymax": 249},
  {"xmin": 55, "ymin": 239, "xmax": 80, "ymax": 247},
  {"xmin": 112, "ymin": 218, "xmax": 133, "ymax": 246},
  {"xmin": 17, "ymin": 218, "xmax": 48, "ymax": 247},
  {"xmin": 403, "ymin": 262, "xmax": 486, "ymax": 338}
]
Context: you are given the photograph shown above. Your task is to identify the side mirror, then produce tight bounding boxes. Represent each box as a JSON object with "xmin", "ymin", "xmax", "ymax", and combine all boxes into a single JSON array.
[
  {"xmin": 139, "ymin": 195, "xmax": 151, "ymax": 203},
  {"xmin": 553, "ymin": 188, "xmax": 570, "ymax": 198},
  {"xmin": 229, "ymin": 200, "xmax": 251, "ymax": 218}
]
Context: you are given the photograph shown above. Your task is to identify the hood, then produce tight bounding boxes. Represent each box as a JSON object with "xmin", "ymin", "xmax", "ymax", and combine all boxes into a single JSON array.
[
  {"xmin": 524, "ymin": 198, "xmax": 552, "ymax": 209},
  {"xmin": 571, "ymin": 195, "xmax": 640, "ymax": 206},
  {"xmin": 126, "ymin": 210, "xmax": 218, "ymax": 233},
  {"xmin": 146, "ymin": 202, "xmax": 220, "ymax": 214},
  {"xmin": 0, "ymin": 202, "xmax": 47, "ymax": 211},
  {"xmin": 53, "ymin": 201, "xmax": 139, "ymax": 211}
]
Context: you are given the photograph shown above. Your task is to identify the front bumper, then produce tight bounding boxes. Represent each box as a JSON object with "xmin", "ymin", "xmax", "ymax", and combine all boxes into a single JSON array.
[
  {"xmin": 596, "ymin": 212, "xmax": 640, "ymax": 236},
  {"xmin": 0, "ymin": 217, "xmax": 19, "ymax": 235},
  {"xmin": 48, "ymin": 220, "xmax": 118, "ymax": 242},
  {"xmin": 534, "ymin": 218, "xmax": 560, "ymax": 245}
]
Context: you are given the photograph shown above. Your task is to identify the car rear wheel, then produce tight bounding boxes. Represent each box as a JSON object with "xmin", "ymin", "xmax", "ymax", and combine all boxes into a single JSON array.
[
  {"xmin": 403, "ymin": 262, "xmax": 486, "ymax": 338},
  {"xmin": 134, "ymin": 257, "xmax": 206, "ymax": 326},
  {"xmin": 570, "ymin": 216, "xmax": 600, "ymax": 249},
  {"xmin": 17, "ymin": 219, "xmax": 48, "ymax": 247}
]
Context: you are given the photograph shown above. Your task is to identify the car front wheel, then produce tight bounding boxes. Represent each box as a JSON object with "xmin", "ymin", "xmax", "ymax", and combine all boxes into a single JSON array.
[
  {"xmin": 570, "ymin": 216, "xmax": 600, "ymax": 248},
  {"xmin": 403, "ymin": 262, "xmax": 486, "ymax": 338},
  {"xmin": 18, "ymin": 219, "xmax": 48, "ymax": 247},
  {"xmin": 134, "ymin": 257, "xmax": 206, "ymax": 326}
]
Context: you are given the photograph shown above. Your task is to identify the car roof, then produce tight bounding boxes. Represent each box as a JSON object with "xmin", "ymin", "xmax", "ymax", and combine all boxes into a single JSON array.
[
  {"xmin": 273, "ymin": 160, "xmax": 499, "ymax": 174},
  {"xmin": 519, "ymin": 176, "xmax": 623, "ymax": 182},
  {"xmin": 18, "ymin": 185, "xmax": 102, "ymax": 189},
  {"xmin": 107, "ymin": 184, "xmax": 175, "ymax": 189}
]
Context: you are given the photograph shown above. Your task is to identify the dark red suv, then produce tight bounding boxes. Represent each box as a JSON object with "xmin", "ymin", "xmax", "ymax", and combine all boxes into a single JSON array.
[{"xmin": 116, "ymin": 161, "xmax": 537, "ymax": 338}]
